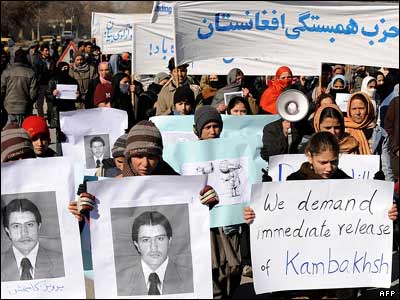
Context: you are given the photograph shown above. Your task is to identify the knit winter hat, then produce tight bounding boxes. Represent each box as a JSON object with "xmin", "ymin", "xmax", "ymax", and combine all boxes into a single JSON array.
[
  {"xmin": 174, "ymin": 85, "xmax": 195, "ymax": 106},
  {"xmin": 22, "ymin": 116, "xmax": 50, "ymax": 141},
  {"xmin": 154, "ymin": 72, "xmax": 170, "ymax": 84},
  {"xmin": 1, "ymin": 123, "xmax": 36, "ymax": 162},
  {"xmin": 125, "ymin": 121, "xmax": 163, "ymax": 158},
  {"xmin": 93, "ymin": 83, "xmax": 113, "ymax": 107},
  {"xmin": 112, "ymin": 133, "xmax": 128, "ymax": 158},
  {"xmin": 193, "ymin": 105, "xmax": 223, "ymax": 137}
]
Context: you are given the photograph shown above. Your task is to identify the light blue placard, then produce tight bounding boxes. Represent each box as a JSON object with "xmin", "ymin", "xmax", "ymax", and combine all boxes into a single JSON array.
[
  {"xmin": 151, "ymin": 114, "xmax": 280, "ymax": 182},
  {"xmin": 163, "ymin": 137, "xmax": 258, "ymax": 227}
]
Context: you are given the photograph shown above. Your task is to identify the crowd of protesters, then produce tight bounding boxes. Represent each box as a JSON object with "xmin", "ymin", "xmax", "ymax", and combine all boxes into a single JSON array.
[{"xmin": 1, "ymin": 34, "xmax": 399, "ymax": 299}]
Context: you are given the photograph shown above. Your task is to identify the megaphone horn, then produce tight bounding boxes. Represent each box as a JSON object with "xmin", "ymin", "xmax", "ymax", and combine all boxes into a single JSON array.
[{"xmin": 276, "ymin": 89, "xmax": 310, "ymax": 122}]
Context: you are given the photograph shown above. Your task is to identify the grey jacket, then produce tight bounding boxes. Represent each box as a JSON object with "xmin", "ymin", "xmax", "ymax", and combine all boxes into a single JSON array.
[
  {"xmin": 371, "ymin": 125, "xmax": 395, "ymax": 181},
  {"xmin": 1, "ymin": 63, "xmax": 38, "ymax": 114}
]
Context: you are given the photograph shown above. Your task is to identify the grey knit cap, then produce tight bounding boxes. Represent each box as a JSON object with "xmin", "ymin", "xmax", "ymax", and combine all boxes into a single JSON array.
[{"xmin": 193, "ymin": 105, "xmax": 223, "ymax": 137}]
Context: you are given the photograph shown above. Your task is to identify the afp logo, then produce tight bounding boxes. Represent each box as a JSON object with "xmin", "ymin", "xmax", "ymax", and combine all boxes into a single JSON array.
[{"xmin": 379, "ymin": 290, "xmax": 396, "ymax": 297}]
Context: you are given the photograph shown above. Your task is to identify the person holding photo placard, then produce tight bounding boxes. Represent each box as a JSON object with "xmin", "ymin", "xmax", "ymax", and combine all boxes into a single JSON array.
[
  {"xmin": 212, "ymin": 68, "xmax": 258, "ymax": 115},
  {"xmin": 244, "ymin": 132, "xmax": 398, "ymax": 299}
]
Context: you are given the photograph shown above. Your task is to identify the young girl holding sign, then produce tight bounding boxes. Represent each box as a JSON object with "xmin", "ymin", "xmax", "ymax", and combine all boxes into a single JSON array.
[{"xmin": 244, "ymin": 131, "xmax": 398, "ymax": 299}]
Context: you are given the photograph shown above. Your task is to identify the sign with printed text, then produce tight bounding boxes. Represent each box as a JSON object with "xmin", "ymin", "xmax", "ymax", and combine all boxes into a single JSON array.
[
  {"xmin": 268, "ymin": 154, "xmax": 380, "ymax": 182},
  {"xmin": 133, "ymin": 22, "xmax": 304, "ymax": 75},
  {"xmin": 173, "ymin": 1, "xmax": 399, "ymax": 75},
  {"xmin": 250, "ymin": 179, "xmax": 393, "ymax": 294}
]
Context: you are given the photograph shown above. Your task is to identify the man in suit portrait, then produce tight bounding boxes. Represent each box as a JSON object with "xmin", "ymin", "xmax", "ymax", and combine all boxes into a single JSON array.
[
  {"xmin": 86, "ymin": 136, "xmax": 106, "ymax": 169},
  {"xmin": 117, "ymin": 211, "xmax": 193, "ymax": 296},
  {"xmin": 1, "ymin": 198, "xmax": 65, "ymax": 282}
]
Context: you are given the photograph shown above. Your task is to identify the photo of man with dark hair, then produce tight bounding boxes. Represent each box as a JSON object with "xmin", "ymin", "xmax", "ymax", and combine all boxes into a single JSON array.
[
  {"xmin": 1, "ymin": 198, "xmax": 65, "ymax": 282},
  {"xmin": 84, "ymin": 134, "xmax": 110, "ymax": 169},
  {"xmin": 115, "ymin": 210, "xmax": 193, "ymax": 296}
]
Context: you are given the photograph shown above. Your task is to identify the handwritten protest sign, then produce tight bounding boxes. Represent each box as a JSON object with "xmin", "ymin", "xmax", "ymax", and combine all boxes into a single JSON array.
[
  {"xmin": 268, "ymin": 154, "xmax": 380, "ymax": 181},
  {"xmin": 173, "ymin": 1, "xmax": 399, "ymax": 75},
  {"xmin": 91, "ymin": 12, "xmax": 151, "ymax": 54},
  {"xmin": 88, "ymin": 175, "xmax": 212, "ymax": 298},
  {"xmin": 1, "ymin": 157, "xmax": 86, "ymax": 298},
  {"xmin": 250, "ymin": 179, "xmax": 393, "ymax": 294}
]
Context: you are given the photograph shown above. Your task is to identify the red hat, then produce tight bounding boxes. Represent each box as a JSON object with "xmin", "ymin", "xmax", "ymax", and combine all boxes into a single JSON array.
[
  {"xmin": 93, "ymin": 83, "xmax": 113, "ymax": 107},
  {"xmin": 22, "ymin": 116, "xmax": 50, "ymax": 141}
]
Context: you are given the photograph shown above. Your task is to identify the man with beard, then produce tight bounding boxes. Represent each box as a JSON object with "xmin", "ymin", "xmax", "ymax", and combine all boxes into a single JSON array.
[{"xmin": 1, "ymin": 199, "xmax": 64, "ymax": 282}]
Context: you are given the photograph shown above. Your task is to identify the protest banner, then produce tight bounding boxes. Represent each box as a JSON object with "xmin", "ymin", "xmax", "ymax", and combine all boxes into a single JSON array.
[
  {"xmin": 268, "ymin": 154, "xmax": 380, "ymax": 182},
  {"xmin": 88, "ymin": 175, "xmax": 212, "ymax": 298},
  {"xmin": 250, "ymin": 179, "xmax": 393, "ymax": 293},
  {"xmin": 173, "ymin": 1, "xmax": 399, "ymax": 75},
  {"xmin": 91, "ymin": 12, "xmax": 151, "ymax": 54},
  {"xmin": 1, "ymin": 157, "xmax": 85, "ymax": 298},
  {"xmin": 60, "ymin": 108, "xmax": 127, "ymax": 174},
  {"xmin": 134, "ymin": 21, "xmax": 315, "ymax": 75}
]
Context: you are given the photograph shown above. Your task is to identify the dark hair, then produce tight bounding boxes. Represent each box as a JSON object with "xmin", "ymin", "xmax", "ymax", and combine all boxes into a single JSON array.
[
  {"xmin": 167, "ymin": 57, "xmax": 189, "ymax": 72},
  {"xmin": 132, "ymin": 211, "xmax": 172, "ymax": 244},
  {"xmin": 3, "ymin": 198, "xmax": 42, "ymax": 229},
  {"xmin": 78, "ymin": 41, "xmax": 84, "ymax": 48},
  {"xmin": 316, "ymin": 93, "xmax": 336, "ymax": 110},
  {"xmin": 227, "ymin": 96, "xmax": 252, "ymax": 115},
  {"xmin": 40, "ymin": 43, "xmax": 49, "ymax": 52},
  {"xmin": 14, "ymin": 48, "xmax": 28, "ymax": 64},
  {"xmin": 372, "ymin": 71, "xmax": 385, "ymax": 80},
  {"xmin": 84, "ymin": 41, "xmax": 93, "ymax": 47},
  {"xmin": 304, "ymin": 132, "xmax": 340, "ymax": 157},
  {"xmin": 90, "ymin": 136, "xmax": 105, "ymax": 147},
  {"xmin": 318, "ymin": 107, "xmax": 344, "ymax": 134}
]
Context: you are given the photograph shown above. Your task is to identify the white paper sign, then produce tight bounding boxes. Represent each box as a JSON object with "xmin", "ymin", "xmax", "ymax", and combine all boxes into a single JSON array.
[
  {"xmin": 173, "ymin": 1, "xmax": 399, "ymax": 75},
  {"xmin": 250, "ymin": 180, "xmax": 393, "ymax": 294},
  {"xmin": 1, "ymin": 157, "xmax": 86, "ymax": 298},
  {"xmin": 268, "ymin": 154, "xmax": 380, "ymax": 181},
  {"xmin": 91, "ymin": 12, "xmax": 151, "ymax": 54},
  {"xmin": 56, "ymin": 84, "xmax": 77, "ymax": 100},
  {"xmin": 335, "ymin": 93, "xmax": 352, "ymax": 112},
  {"xmin": 60, "ymin": 108, "xmax": 127, "ymax": 171},
  {"xmin": 181, "ymin": 156, "xmax": 250, "ymax": 207},
  {"xmin": 88, "ymin": 175, "xmax": 213, "ymax": 298}
]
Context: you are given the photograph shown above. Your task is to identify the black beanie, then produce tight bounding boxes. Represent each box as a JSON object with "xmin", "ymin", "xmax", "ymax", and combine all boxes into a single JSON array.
[
  {"xmin": 194, "ymin": 105, "xmax": 223, "ymax": 137},
  {"xmin": 174, "ymin": 85, "xmax": 195, "ymax": 106}
]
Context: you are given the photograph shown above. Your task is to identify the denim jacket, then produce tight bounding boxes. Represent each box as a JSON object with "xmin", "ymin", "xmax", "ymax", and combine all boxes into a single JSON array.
[{"xmin": 371, "ymin": 125, "xmax": 395, "ymax": 181}]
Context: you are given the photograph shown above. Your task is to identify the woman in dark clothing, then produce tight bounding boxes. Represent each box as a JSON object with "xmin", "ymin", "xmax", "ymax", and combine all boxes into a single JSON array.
[{"xmin": 111, "ymin": 72, "xmax": 144, "ymax": 130}]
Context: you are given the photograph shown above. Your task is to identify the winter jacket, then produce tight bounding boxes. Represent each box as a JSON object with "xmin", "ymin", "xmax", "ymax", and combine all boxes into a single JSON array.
[
  {"xmin": 1, "ymin": 63, "xmax": 38, "ymax": 114},
  {"xmin": 156, "ymin": 78, "xmax": 200, "ymax": 115}
]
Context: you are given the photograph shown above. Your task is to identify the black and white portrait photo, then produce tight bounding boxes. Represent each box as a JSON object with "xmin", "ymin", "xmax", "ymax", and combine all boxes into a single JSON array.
[
  {"xmin": 1, "ymin": 191, "xmax": 65, "ymax": 282},
  {"xmin": 111, "ymin": 204, "xmax": 193, "ymax": 296},
  {"xmin": 83, "ymin": 134, "xmax": 111, "ymax": 169}
]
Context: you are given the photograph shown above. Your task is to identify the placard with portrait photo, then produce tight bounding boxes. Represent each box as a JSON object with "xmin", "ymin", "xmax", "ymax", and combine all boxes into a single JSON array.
[
  {"xmin": 1, "ymin": 157, "xmax": 86, "ymax": 298},
  {"xmin": 88, "ymin": 175, "xmax": 212, "ymax": 298}
]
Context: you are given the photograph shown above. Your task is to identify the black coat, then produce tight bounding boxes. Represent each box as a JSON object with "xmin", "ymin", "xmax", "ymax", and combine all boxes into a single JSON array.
[{"xmin": 286, "ymin": 162, "xmax": 351, "ymax": 180}]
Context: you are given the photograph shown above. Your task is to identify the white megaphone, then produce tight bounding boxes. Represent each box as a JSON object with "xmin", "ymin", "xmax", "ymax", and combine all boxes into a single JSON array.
[{"xmin": 276, "ymin": 89, "xmax": 310, "ymax": 122}]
